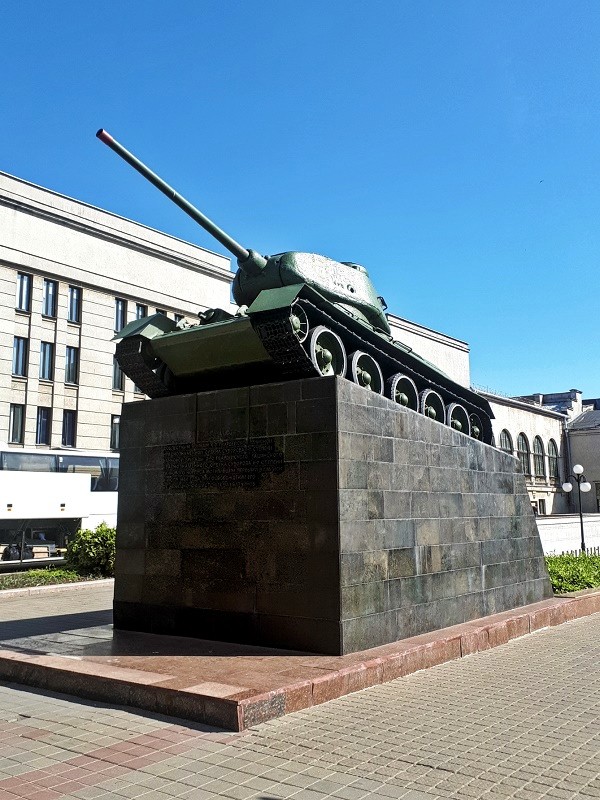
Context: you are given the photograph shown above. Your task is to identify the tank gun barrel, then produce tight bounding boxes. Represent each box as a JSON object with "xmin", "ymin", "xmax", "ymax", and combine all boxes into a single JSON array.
[{"xmin": 96, "ymin": 129, "xmax": 250, "ymax": 262}]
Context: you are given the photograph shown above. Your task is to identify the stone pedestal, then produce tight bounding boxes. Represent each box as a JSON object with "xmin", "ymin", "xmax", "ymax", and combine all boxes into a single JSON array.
[{"xmin": 114, "ymin": 376, "xmax": 553, "ymax": 655}]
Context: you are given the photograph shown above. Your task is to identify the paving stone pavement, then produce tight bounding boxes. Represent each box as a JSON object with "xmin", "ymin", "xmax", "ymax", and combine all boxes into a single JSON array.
[
  {"xmin": 0, "ymin": 586, "xmax": 599, "ymax": 799},
  {"xmin": 0, "ymin": 585, "xmax": 113, "ymax": 656}
]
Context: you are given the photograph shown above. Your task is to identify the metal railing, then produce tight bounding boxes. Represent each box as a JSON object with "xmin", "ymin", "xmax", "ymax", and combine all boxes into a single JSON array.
[{"xmin": 558, "ymin": 546, "xmax": 600, "ymax": 557}]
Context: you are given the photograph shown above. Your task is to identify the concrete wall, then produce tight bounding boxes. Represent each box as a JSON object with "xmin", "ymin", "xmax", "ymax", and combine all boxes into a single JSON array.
[
  {"xmin": 388, "ymin": 314, "xmax": 471, "ymax": 388},
  {"xmin": 536, "ymin": 515, "xmax": 600, "ymax": 554},
  {"xmin": 568, "ymin": 429, "xmax": 600, "ymax": 514}
]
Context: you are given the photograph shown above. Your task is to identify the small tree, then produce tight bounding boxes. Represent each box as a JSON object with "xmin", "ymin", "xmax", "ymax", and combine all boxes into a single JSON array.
[{"xmin": 65, "ymin": 522, "xmax": 116, "ymax": 577}]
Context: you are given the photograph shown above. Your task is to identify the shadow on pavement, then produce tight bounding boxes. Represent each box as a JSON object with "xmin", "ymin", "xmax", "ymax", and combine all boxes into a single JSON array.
[{"xmin": 0, "ymin": 610, "xmax": 113, "ymax": 640}]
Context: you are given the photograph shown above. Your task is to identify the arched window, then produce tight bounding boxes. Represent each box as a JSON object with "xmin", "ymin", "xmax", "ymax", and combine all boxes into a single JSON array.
[
  {"xmin": 548, "ymin": 439, "xmax": 559, "ymax": 480},
  {"xmin": 499, "ymin": 429, "xmax": 513, "ymax": 454},
  {"xmin": 533, "ymin": 436, "xmax": 546, "ymax": 478},
  {"xmin": 517, "ymin": 433, "xmax": 531, "ymax": 475}
]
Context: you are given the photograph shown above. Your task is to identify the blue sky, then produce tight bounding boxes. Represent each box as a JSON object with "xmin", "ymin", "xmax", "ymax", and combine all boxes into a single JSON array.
[{"xmin": 1, "ymin": 1, "xmax": 599, "ymax": 397}]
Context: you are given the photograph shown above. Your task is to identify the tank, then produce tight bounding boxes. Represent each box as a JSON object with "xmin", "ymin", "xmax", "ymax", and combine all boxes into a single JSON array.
[{"xmin": 97, "ymin": 129, "xmax": 494, "ymax": 444}]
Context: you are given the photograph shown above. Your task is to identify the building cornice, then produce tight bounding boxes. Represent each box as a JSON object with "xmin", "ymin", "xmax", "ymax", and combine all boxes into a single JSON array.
[
  {"xmin": 478, "ymin": 390, "xmax": 567, "ymax": 420},
  {"xmin": 387, "ymin": 313, "xmax": 469, "ymax": 352},
  {"xmin": 0, "ymin": 175, "xmax": 233, "ymax": 285}
]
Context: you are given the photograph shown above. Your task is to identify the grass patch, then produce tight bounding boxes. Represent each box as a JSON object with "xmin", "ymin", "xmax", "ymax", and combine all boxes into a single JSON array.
[
  {"xmin": 545, "ymin": 553, "xmax": 600, "ymax": 594},
  {"xmin": 0, "ymin": 567, "xmax": 101, "ymax": 591}
]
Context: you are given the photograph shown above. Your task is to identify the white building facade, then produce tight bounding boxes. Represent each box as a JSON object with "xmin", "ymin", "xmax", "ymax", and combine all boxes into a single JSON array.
[
  {"xmin": 0, "ymin": 170, "xmax": 232, "ymax": 452},
  {"xmin": 0, "ymin": 171, "xmax": 232, "ymax": 554},
  {"xmin": 479, "ymin": 392, "xmax": 569, "ymax": 516}
]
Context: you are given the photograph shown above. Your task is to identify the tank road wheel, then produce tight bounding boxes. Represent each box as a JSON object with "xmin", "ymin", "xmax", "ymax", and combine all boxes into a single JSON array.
[
  {"xmin": 446, "ymin": 403, "xmax": 470, "ymax": 434},
  {"xmin": 419, "ymin": 389, "xmax": 445, "ymax": 422},
  {"xmin": 308, "ymin": 326, "xmax": 347, "ymax": 377},
  {"xmin": 469, "ymin": 414, "xmax": 483, "ymax": 440},
  {"xmin": 386, "ymin": 374, "xmax": 419, "ymax": 410},
  {"xmin": 290, "ymin": 302, "xmax": 309, "ymax": 343},
  {"xmin": 348, "ymin": 352, "xmax": 384, "ymax": 393}
]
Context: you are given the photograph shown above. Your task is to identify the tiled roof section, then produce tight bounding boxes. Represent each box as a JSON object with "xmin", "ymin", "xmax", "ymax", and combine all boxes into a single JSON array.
[{"xmin": 569, "ymin": 409, "xmax": 600, "ymax": 430}]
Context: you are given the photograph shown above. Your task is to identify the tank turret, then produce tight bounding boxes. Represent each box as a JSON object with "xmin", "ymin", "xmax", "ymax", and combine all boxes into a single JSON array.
[
  {"xmin": 96, "ymin": 130, "xmax": 390, "ymax": 335},
  {"xmin": 96, "ymin": 129, "xmax": 494, "ymax": 444}
]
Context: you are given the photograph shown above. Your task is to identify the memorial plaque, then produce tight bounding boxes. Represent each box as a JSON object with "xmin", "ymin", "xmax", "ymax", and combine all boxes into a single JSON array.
[{"xmin": 164, "ymin": 437, "xmax": 284, "ymax": 491}]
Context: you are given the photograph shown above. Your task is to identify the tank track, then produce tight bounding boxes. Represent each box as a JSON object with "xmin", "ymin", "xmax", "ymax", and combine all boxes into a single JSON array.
[
  {"xmin": 250, "ymin": 310, "xmax": 316, "ymax": 378},
  {"xmin": 115, "ymin": 336, "xmax": 172, "ymax": 398}
]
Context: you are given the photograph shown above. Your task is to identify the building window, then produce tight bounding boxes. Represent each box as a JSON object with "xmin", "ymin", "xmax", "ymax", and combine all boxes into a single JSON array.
[
  {"xmin": 516, "ymin": 433, "xmax": 531, "ymax": 476},
  {"xmin": 499, "ymin": 429, "xmax": 513, "ymax": 454},
  {"xmin": 12, "ymin": 337, "xmax": 28, "ymax": 377},
  {"xmin": 548, "ymin": 439, "xmax": 559, "ymax": 480},
  {"xmin": 112, "ymin": 357, "xmax": 124, "ymax": 391},
  {"xmin": 538, "ymin": 498, "xmax": 547, "ymax": 516},
  {"xmin": 39, "ymin": 342, "xmax": 54, "ymax": 381},
  {"xmin": 155, "ymin": 308, "xmax": 166, "ymax": 315},
  {"xmin": 62, "ymin": 410, "xmax": 76, "ymax": 447},
  {"xmin": 136, "ymin": 304, "xmax": 148, "ymax": 319},
  {"xmin": 42, "ymin": 279, "xmax": 58, "ymax": 317},
  {"xmin": 68, "ymin": 286, "xmax": 82, "ymax": 323},
  {"xmin": 16, "ymin": 273, "xmax": 32, "ymax": 312},
  {"xmin": 110, "ymin": 415, "xmax": 120, "ymax": 450},
  {"xmin": 9, "ymin": 404, "xmax": 25, "ymax": 444},
  {"xmin": 533, "ymin": 436, "xmax": 546, "ymax": 478},
  {"xmin": 65, "ymin": 346, "xmax": 79, "ymax": 384},
  {"xmin": 174, "ymin": 313, "xmax": 184, "ymax": 324},
  {"xmin": 115, "ymin": 298, "xmax": 127, "ymax": 332},
  {"xmin": 36, "ymin": 407, "xmax": 52, "ymax": 445}
]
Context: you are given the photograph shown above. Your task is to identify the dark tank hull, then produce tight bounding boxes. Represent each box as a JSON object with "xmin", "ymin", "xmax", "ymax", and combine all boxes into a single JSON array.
[{"xmin": 115, "ymin": 283, "xmax": 494, "ymax": 443}]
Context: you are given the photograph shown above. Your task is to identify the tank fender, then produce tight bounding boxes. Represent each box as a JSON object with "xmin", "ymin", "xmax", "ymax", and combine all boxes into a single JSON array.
[
  {"xmin": 246, "ymin": 284, "xmax": 306, "ymax": 315},
  {"xmin": 112, "ymin": 313, "xmax": 177, "ymax": 342}
]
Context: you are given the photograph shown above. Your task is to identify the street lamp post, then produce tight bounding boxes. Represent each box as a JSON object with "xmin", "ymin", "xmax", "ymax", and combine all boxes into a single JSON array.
[{"xmin": 562, "ymin": 464, "xmax": 592, "ymax": 553}]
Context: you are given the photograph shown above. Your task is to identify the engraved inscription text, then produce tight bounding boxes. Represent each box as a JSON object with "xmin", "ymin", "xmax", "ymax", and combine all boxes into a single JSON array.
[{"xmin": 164, "ymin": 438, "xmax": 285, "ymax": 491}]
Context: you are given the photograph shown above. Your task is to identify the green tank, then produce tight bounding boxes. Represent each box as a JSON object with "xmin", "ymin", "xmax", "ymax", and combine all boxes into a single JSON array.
[{"xmin": 97, "ymin": 129, "xmax": 494, "ymax": 443}]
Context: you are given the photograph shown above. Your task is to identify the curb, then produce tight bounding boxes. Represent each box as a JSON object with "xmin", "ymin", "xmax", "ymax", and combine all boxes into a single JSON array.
[
  {"xmin": 0, "ymin": 578, "xmax": 114, "ymax": 599},
  {"xmin": 0, "ymin": 588, "xmax": 598, "ymax": 730}
]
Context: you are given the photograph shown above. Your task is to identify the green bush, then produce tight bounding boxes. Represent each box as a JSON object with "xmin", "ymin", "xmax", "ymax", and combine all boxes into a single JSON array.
[
  {"xmin": 65, "ymin": 522, "xmax": 116, "ymax": 577},
  {"xmin": 545, "ymin": 553, "xmax": 600, "ymax": 594},
  {"xmin": 0, "ymin": 567, "xmax": 92, "ymax": 591}
]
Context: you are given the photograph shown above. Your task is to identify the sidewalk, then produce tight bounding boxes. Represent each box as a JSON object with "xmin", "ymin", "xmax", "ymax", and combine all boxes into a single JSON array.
[
  {"xmin": 1, "ymin": 582, "xmax": 600, "ymax": 733},
  {"xmin": 0, "ymin": 600, "xmax": 599, "ymax": 799}
]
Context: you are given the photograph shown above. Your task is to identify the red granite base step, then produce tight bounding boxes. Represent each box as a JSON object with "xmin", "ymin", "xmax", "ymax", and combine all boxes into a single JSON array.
[{"xmin": 1, "ymin": 589, "xmax": 598, "ymax": 731}]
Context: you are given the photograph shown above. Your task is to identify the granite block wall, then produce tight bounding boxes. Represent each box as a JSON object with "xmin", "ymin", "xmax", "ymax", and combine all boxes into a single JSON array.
[
  {"xmin": 113, "ymin": 376, "xmax": 553, "ymax": 655},
  {"xmin": 114, "ymin": 378, "xmax": 343, "ymax": 653},
  {"xmin": 335, "ymin": 379, "xmax": 552, "ymax": 652}
]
